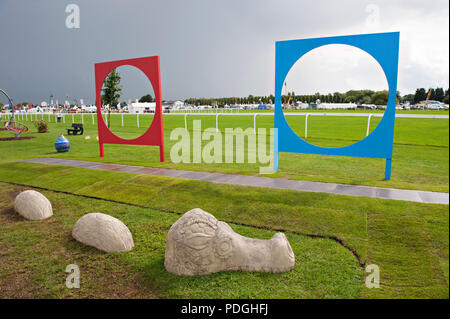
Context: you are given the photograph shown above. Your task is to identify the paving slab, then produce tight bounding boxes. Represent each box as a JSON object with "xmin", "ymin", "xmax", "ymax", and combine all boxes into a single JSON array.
[{"xmin": 18, "ymin": 158, "xmax": 449, "ymax": 205}]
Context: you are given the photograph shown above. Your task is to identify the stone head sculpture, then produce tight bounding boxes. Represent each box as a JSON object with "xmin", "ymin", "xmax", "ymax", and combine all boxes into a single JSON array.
[{"xmin": 164, "ymin": 208, "xmax": 295, "ymax": 276}]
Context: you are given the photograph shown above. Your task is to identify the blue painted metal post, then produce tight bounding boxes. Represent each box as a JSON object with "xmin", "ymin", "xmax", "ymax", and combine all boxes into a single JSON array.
[
  {"xmin": 385, "ymin": 158, "xmax": 392, "ymax": 180},
  {"xmin": 273, "ymin": 32, "xmax": 399, "ymax": 179}
]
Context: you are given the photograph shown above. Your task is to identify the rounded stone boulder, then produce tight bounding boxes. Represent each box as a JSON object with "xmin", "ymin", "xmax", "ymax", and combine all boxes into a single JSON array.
[
  {"xmin": 14, "ymin": 190, "xmax": 53, "ymax": 220},
  {"xmin": 72, "ymin": 213, "xmax": 134, "ymax": 253}
]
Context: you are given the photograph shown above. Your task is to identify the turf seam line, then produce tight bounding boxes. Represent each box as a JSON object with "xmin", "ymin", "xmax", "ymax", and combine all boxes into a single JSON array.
[{"xmin": 0, "ymin": 180, "xmax": 365, "ymax": 267}]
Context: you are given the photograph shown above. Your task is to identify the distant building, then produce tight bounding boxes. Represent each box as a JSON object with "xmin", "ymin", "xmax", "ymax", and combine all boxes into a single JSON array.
[
  {"xmin": 128, "ymin": 102, "xmax": 156, "ymax": 113},
  {"xmin": 317, "ymin": 103, "xmax": 357, "ymax": 109},
  {"xmin": 172, "ymin": 100, "xmax": 184, "ymax": 109},
  {"xmin": 84, "ymin": 106, "xmax": 97, "ymax": 113},
  {"xmin": 295, "ymin": 102, "xmax": 309, "ymax": 109}
]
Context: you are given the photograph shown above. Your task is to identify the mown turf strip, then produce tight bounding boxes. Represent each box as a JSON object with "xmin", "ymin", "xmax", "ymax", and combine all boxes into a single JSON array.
[
  {"xmin": 0, "ymin": 162, "xmax": 447, "ymax": 298},
  {"xmin": 0, "ymin": 183, "xmax": 362, "ymax": 299},
  {"xmin": 0, "ymin": 113, "xmax": 448, "ymax": 192}
]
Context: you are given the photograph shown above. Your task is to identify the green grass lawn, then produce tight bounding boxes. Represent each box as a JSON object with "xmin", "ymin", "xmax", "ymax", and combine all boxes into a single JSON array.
[
  {"xmin": 0, "ymin": 182, "xmax": 362, "ymax": 298},
  {"xmin": 0, "ymin": 112, "xmax": 448, "ymax": 299},
  {"xmin": 0, "ymin": 163, "xmax": 447, "ymax": 298},
  {"xmin": 0, "ymin": 112, "xmax": 448, "ymax": 192}
]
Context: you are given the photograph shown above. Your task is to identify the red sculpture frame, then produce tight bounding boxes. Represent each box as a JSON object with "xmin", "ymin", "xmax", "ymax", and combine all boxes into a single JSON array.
[{"xmin": 94, "ymin": 56, "xmax": 164, "ymax": 162}]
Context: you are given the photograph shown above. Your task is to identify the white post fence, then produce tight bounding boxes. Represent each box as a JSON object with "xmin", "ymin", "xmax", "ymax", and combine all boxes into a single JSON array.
[
  {"xmin": 305, "ymin": 113, "xmax": 310, "ymax": 139},
  {"xmin": 170, "ymin": 112, "xmax": 447, "ymax": 139},
  {"xmin": 366, "ymin": 114, "xmax": 373, "ymax": 136},
  {"xmin": 216, "ymin": 113, "xmax": 220, "ymax": 132},
  {"xmin": 7, "ymin": 112, "xmax": 446, "ymax": 139}
]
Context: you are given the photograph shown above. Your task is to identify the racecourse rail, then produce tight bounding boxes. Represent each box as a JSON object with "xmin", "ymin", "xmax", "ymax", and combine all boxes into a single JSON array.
[{"xmin": 2, "ymin": 111, "xmax": 448, "ymax": 137}]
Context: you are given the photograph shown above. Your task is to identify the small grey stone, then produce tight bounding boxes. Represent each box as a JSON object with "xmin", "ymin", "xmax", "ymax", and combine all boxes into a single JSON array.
[
  {"xmin": 14, "ymin": 190, "xmax": 53, "ymax": 220},
  {"xmin": 72, "ymin": 213, "xmax": 134, "ymax": 253}
]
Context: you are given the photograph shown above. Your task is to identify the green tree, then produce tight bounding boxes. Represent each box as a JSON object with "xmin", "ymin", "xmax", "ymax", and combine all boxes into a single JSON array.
[
  {"xmin": 443, "ymin": 89, "xmax": 449, "ymax": 104},
  {"xmin": 401, "ymin": 94, "xmax": 415, "ymax": 104},
  {"xmin": 139, "ymin": 94, "xmax": 154, "ymax": 103},
  {"xmin": 360, "ymin": 95, "xmax": 372, "ymax": 104},
  {"xmin": 434, "ymin": 88, "xmax": 445, "ymax": 102},
  {"xmin": 429, "ymin": 88, "xmax": 436, "ymax": 101},
  {"xmin": 413, "ymin": 88, "xmax": 427, "ymax": 104},
  {"xmin": 101, "ymin": 69, "xmax": 122, "ymax": 107},
  {"xmin": 333, "ymin": 92, "xmax": 343, "ymax": 103},
  {"xmin": 344, "ymin": 96, "xmax": 354, "ymax": 103},
  {"xmin": 370, "ymin": 90, "xmax": 389, "ymax": 105}
]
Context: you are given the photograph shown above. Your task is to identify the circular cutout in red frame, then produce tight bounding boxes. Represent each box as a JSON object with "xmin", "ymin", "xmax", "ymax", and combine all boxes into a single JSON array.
[{"xmin": 94, "ymin": 56, "xmax": 164, "ymax": 162}]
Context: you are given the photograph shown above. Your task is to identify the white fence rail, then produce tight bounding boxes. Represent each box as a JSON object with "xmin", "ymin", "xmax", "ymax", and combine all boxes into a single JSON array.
[
  {"xmin": 168, "ymin": 112, "xmax": 449, "ymax": 137},
  {"xmin": 1, "ymin": 112, "xmax": 448, "ymax": 138}
]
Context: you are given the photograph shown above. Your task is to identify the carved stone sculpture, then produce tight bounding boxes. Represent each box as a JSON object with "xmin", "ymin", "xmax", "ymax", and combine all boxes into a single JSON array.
[
  {"xmin": 72, "ymin": 213, "xmax": 134, "ymax": 252},
  {"xmin": 165, "ymin": 208, "xmax": 295, "ymax": 276},
  {"xmin": 14, "ymin": 190, "xmax": 53, "ymax": 220}
]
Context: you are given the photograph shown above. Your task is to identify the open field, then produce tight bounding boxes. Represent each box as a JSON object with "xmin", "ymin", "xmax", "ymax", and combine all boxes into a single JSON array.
[
  {"xmin": 1, "ymin": 112, "xmax": 448, "ymax": 192},
  {"xmin": 0, "ymin": 111, "xmax": 448, "ymax": 299},
  {"xmin": 0, "ymin": 163, "xmax": 448, "ymax": 298},
  {"xmin": 0, "ymin": 182, "xmax": 362, "ymax": 298}
]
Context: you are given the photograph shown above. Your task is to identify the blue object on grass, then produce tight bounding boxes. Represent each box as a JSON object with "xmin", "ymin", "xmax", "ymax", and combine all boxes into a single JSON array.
[{"xmin": 55, "ymin": 133, "xmax": 70, "ymax": 152}]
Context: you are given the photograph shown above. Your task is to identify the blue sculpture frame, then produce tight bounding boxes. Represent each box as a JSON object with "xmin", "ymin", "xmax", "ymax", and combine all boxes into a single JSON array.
[{"xmin": 274, "ymin": 32, "xmax": 400, "ymax": 180}]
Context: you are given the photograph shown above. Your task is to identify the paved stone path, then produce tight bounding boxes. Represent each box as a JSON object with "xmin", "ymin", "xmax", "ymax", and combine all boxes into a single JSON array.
[{"xmin": 20, "ymin": 158, "xmax": 449, "ymax": 204}]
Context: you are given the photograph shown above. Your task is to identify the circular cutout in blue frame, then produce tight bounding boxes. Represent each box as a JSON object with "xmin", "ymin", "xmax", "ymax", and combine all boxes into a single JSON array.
[{"xmin": 273, "ymin": 32, "xmax": 400, "ymax": 179}]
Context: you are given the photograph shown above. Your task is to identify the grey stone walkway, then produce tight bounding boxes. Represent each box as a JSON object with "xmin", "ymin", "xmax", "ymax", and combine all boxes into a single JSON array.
[{"xmin": 20, "ymin": 158, "xmax": 449, "ymax": 205}]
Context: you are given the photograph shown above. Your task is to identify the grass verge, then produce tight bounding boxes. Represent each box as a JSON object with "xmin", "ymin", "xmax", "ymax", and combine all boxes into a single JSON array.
[
  {"xmin": 0, "ymin": 182, "xmax": 362, "ymax": 298},
  {"xmin": 0, "ymin": 114, "xmax": 448, "ymax": 192},
  {"xmin": 0, "ymin": 162, "xmax": 448, "ymax": 298}
]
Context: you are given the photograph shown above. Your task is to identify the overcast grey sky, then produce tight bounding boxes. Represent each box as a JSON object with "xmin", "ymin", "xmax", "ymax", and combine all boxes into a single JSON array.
[{"xmin": 0, "ymin": 0, "xmax": 448, "ymax": 105}]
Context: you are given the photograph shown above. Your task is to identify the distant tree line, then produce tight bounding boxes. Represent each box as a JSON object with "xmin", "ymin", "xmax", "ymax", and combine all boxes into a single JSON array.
[
  {"xmin": 139, "ymin": 94, "xmax": 154, "ymax": 103},
  {"xmin": 3, "ymin": 86, "xmax": 447, "ymax": 111},
  {"xmin": 185, "ymin": 94, "xmax": 275, "ymax": 107},
  {"xmin": 184, "ymin": 87, "xmax": 449, "ymax": 107},
  {"xmin": 402, "ymin": 87, "xmax": 449, "ymax": 104},
  {"xmin": 184, "ymin": 90, "xmax": 392, "ymax": 106}
]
